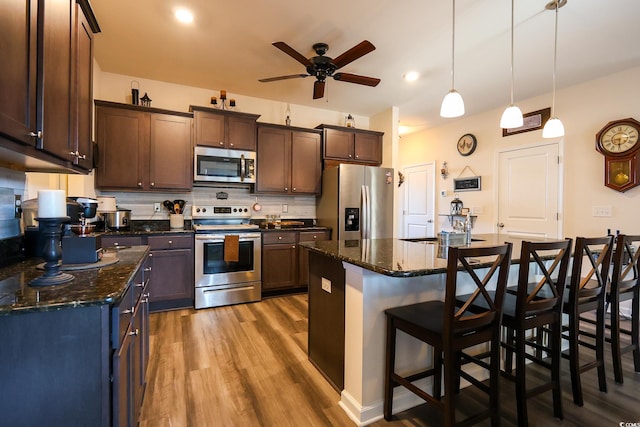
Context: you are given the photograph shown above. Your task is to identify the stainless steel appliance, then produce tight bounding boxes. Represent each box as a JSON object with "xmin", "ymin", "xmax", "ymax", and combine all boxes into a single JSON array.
[
  {"xmin": 194, "ymin": 146, "xmax": 256, "ymax": 184},
  {"xmin": 316, "ymin": 164, "xmax": 394, "ymax": 240},
  {"xmin": 192, "ymin": 204, "xmax": 261, "ymax": 309},
  {"xmin": 103, "ymin": 209, "xmax": 131, "ymax": 230}
]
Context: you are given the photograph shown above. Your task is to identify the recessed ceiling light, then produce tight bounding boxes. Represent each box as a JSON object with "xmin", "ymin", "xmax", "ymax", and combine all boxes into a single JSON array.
[
  {"xmin": 403, "ymin": 71, "xmax": 419, "ymax": 82},
  {"xmin": 175, "ymin": 8, "xmax": 194, "ymax": 24}
]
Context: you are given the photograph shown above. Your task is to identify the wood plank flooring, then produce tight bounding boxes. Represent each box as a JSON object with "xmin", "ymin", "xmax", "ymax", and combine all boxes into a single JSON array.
[{"xmin": 139, "ymin": 294, "xmax": 640, "ymax": 426}]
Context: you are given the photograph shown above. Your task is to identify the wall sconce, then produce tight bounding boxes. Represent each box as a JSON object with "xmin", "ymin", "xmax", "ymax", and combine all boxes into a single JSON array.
[{"xmin": 441, "ymin": 161, "xmax": 449, "ymax": 179}]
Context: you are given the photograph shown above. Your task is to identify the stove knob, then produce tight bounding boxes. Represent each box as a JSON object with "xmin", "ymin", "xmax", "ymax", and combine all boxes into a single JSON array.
[
  {"xmin": 233, "ymin": 208, "xmax": 237, "ymax": 212},
  {"xmin": 196, "ymin": 208, "xmax": 200, "ymax": 213},
  {"xmin": 202, "ymin": 208, "xmax": 207, "ymax": 213},
  {"xmin": 244, "ymin": 208, "xmax": 248, "ymax": 212}
]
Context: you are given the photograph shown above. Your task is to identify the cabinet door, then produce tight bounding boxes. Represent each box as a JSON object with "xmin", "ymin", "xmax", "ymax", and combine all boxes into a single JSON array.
[
  {"xmin": 72, "ymin": 4, "xmax": 94, "ymax": 169},
  {"xmin": 148, "ymin": 249, "xmax": 194, "ymax": 303},
  {"xmin": 262, "ymin": 244, "xmax": 297, "ymax": 290},
  {"xmin": 354, "ymin": 132, "xmax": 382, "ymax": 164},
  {"xmin": 149, "ymin": 114, "xmax": 192, "ymax": 190},
  {"xmin": 113, "ymin": 331, "xmax": 133, "ymax": 427},
  {"xmin": 0, "ymin": 0, "xmax": 38, "ymax": 146},
  {"xmin": 256, "ymin": 126, "xmax": 290, "ymax": 193},
  {"xmin": 95, "ymin": 107, "xmax": 148, "ymax": 189},
  {"xmin": 298, "ymin": 230, "xmax": 331, "ymax": 286},
  {"xmin": 291, "ymin": 131, "xmax": 321, "ymax": 194},
  {"xmin": 227, "ymin": 115, "xmax": 257, "ymax": 151},
  {"xmin": 194, "ymin": 110, "xmax": 224, "ymax": 148},
  {"xmin": 39, "ymin": 0, "xmax": 74, "ymax": 160},
  {"xmin": 324, "ymin": 128, "xmax": 354, "ymax": 160}
]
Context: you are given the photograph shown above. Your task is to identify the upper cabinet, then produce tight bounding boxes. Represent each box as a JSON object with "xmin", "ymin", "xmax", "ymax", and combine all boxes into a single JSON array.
[
  {"xmin": 190, "ymin": 106, "xmax": 260, "ymax": 151},
  {"xmin": 256, "ymin": 124, "xmax": 322, "ymax": 195},
  {"xmin": 0, "ymin": 0, "xmax": 100, "ymax": 172},
  {"xmin": 317, "ymin": 125, "xmax": 383, "ymax": 165},
  {"xmin": 95, "ymin": 101, "xmax": 193, "ymax": 191}
]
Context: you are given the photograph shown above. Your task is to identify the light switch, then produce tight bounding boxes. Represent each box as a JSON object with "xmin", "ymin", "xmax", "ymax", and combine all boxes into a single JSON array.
[{"xmin": 321, "ymin": 277, "xmax": 331, "ymax": 293}]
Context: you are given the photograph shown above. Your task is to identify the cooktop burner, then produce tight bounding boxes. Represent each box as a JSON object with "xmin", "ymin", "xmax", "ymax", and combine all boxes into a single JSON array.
[{"xmin": 191, "ymin": 205, "xmax": 257, "ymax": 233}]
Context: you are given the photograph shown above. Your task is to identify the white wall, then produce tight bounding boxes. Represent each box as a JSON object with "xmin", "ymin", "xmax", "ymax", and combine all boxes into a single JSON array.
[{"xmin": 398, "ymin": 66, "xmax": 640, "ymax": 238}]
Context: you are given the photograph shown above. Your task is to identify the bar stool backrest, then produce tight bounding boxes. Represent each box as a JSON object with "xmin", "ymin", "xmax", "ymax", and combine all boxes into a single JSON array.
[
  {"xmin": 569, "ymin": 236, "xmax": 615, "ymax": 304},
  {"xmin": 445, "ymin": 243, "xmax": 513, "ymax": 348},
  {"xmin": 611, "ymin": 234, "xmax": 640, "ymax": 294}
]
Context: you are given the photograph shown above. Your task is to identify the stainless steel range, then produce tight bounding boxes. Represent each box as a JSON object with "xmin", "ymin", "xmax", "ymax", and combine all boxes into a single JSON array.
[{"xmin": 192, "ymin": 205, "xmax": 261, "ymax": 309}]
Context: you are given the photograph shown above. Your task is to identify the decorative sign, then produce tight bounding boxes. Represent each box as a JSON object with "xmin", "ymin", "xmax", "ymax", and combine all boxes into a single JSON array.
[
  {"xmin": 453, "ymin": 176, "xmax": 481, "ymax": 192},
  {"xmin": 502, "ymin": 108, "xmax": 551, "ymax": 137}
]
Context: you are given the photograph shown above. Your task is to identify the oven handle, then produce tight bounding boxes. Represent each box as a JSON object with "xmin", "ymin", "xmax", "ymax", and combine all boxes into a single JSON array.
[
  {"xmin": 195, "ymin": 233, "xmax": 262, "ymax": 241},
  {"xmin": 240, "ymin": 154, "xmax": 246, "ymax": 182}
]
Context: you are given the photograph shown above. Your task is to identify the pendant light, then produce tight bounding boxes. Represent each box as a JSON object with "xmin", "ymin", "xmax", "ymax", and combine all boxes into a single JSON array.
[
  {"xmin": 543, "ymin": 0, "xmax": 565, "ymax": 138},
  {"xmin": 440, "ymin": 0, "xmax": 464, "ymax": 118},
  {"xmin": 500, "ymin": 0, "xmax": 523, "ymax": 128}
]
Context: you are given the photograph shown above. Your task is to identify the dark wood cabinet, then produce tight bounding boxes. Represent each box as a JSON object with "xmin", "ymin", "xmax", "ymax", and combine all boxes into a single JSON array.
[
  {"xmin": 95, "ymin": 101, "xmax": 193, "ymax": 191},
  {"xmin": 256, "ymin": 124, "xmax": 322, "ymax": 195},
  {"xmin": 262, "ymin": 231, "xmax": 298, "ymax": 291},
  {"xmin": 298, "ymin": 230, "xmax": 331, "ymax": 286},
  {"xmin": 147, "ymin": 235, "xmax": 194, "ymax": 311},
  {"xmin": 101, "ymin": 233, "xmax": 195, "ymax": 311},
  {"xmin": 0, "ymin": 0, "xmax": 99, "ymax": 172},
  {"xmin": 191, "ymin": 106, "xmax": 259, "ymax": 151},
  {"xmin": 317, "ymin": 124, "xmax": 383, "ymax": 165},
  {"xmin": 261, "ymin": 228, "xmax": 331, "ymax": 292}
]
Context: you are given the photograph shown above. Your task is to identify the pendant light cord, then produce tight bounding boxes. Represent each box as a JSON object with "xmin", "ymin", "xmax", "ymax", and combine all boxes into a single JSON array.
[
  {"xmin": 450, "ymin": 0, "xmax": 456, "ymax": 89},
  {"xmin": 509, "ymin": 0, "xmax": 515, "ymax": 105},
  {"xmin": 551, "ymin": 0, "xmax": 559, "ymax": 115}
]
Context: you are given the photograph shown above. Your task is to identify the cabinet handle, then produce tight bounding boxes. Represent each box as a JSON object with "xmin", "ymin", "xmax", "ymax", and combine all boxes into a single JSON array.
[
  {"xmin": 136, "ymin": 282, "xmax": 144, "ymax": 288},
  {"xmin": 122, "ymin": 306, "xmax": 134, "ymax": 314},
  {"xmin": 148, "ymin": 253, "xmax": 153, "ymax": 257},
  {"xmin": 168, "ymin": 240, "xmax": 173, "ymax": 245},
  {"xmin": 348, "ymin": 154, "xmax": 352, "ymax": 158},
  {"xmin": 150, "ymin": 182, "xmax": 155, "ymax": 187},
  {"xmin": 313, "ymin": 235, "xmax": 317, "ymax": 239},
  {"xmin": 137, "ymin": 182, "xmax": 143, "ymax": 187},
  {"xmin": 68, "ymin": 150, "xmax": 86, "ymax": 160},
  {"xmin": 292, "ymin": 245, "xmax": 296, "ymax": 249},
  {"xmin": 144, "ymin": 266, "xmax": 152, "ymax": 271},
  {"xmin": 219, "ymin": 141, "xmax": 224, "ymax": 146},
  {"xmin": 278, "ymin": 236, "xmax": 282, "ymax": 240},
  {"xmin": 230, "ymin": 143, "xmax": 234, "ymax": 147},
  {"xmin": 355, "ymin": 155, "xmax": 359, "ymax": 159},
  {"xmin": 29, "ymin": 131, "xmax": 43, "ymax": 139},
  {"xmin": 113, "ymin": 242, "xmax": 119, "ymax": 246},
  {"xmin": 129, "ymin": 329, "xmax": 139, "ymax": 336},
  {"xmin": 284, "ymin": 187, "xmax": 288, "ymax": 191},
  {"xmin": 292, "ymin": 187, "xmax": 296, "ymax": 191}
]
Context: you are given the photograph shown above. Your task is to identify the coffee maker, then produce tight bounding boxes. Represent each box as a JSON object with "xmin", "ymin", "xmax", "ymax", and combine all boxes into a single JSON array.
[{"xmin": 61, "ymin": 197, "xmax": 103, "ymax": 264}]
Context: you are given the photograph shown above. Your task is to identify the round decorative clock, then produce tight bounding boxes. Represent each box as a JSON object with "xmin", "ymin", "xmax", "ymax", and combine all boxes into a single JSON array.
[
  {"xmin": 596, "ymin": 118, "xmax": 640, "ymax": 192},
  {"xmin": 457, "ymin": 133, "xmax": 477, "ymax": 156}
]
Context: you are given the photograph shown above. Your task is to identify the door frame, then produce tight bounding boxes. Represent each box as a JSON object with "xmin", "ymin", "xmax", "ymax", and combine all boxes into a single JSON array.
[{"xmin": 493, "ymin": 139, "xmax": 565, "ymax": 238}]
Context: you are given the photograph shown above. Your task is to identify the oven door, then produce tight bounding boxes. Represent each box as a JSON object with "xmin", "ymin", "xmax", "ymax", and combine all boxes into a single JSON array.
[
  {"xmin": 195, "ymin": 232, "xmax": 261, "ymax": 288},
  {"xmin": 194, "ymin": 147, "xmax": 256, "ymax": 184}
]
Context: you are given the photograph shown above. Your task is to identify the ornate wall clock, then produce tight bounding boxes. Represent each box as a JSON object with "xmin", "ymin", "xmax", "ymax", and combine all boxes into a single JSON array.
[
  {"xmin": 457, "ymin": 133, "xmax": 477, "ymax": 156},
  {"xmin": 595, "ymin": 118, "xmax": 640, "ymax": 192}
]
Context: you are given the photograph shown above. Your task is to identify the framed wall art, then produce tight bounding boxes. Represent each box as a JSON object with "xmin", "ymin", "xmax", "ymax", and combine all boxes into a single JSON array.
[{"xmin": 502, "ymin": 108, "xmax": 551, "ymax": 137}]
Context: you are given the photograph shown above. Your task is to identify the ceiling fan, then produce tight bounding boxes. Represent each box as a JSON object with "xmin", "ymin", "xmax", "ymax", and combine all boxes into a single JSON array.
[{"xmin": 258, "ymin": 40, "xmax": 381, "ymax": 99}]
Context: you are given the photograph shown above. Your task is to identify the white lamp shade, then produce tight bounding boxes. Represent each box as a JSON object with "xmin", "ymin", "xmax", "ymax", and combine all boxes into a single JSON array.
[
  {"xmin": 500, "ymin": 105, "xmax": 524, "ymax": 129},
  {"xmin": 440, "ymin": 90, "xmax": 465, "ymax": 118},
  {"xmin": 542, "ymin": 117, "xmax": 565, "ymax": 138}
]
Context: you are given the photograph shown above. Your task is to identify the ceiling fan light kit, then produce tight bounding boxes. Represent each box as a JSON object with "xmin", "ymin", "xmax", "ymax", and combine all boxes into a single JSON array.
[
  {"xmin": 440, "ymin": 0, "xmax": 464, "ymax": 118},
  {"xmin": 259, "ymin": 40, "xmax": 380, "ymax": 100},
  {"xmin": 500, "ymin": 0, "xmax": 523, "ymax": 129},
  {"xmin": 543, "ymin": 0, "xmax": 565, "ymax": 138}
]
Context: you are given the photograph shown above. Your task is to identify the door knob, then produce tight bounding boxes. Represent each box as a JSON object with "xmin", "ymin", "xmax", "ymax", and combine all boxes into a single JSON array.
[
  {"xmin": 497, "ymin": 222, "xmax": 505, "ymax": 228},
  {"xmin": 427, "ymin": 219, "xmax": 434, "ymax": 223}
]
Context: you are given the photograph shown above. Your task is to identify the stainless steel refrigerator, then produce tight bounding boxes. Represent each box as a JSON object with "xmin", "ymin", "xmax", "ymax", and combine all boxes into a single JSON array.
[{"xmin": 316, "ymin": 164, "xmax": 394, "ymax": 240}]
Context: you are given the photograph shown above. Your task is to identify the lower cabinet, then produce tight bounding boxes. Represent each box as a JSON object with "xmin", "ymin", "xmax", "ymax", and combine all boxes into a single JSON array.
[
  {"xmin": 101, "ymin": 233, "xmax": 194, "ymax": 311},
  {"xmin": 261, "ymin": 229, "xmax": 331, "ymax": 292}
]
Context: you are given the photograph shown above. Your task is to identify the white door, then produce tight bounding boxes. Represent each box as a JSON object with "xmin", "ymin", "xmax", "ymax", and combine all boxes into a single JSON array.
[
  {"xmin": 497, "ymin": 143, "xmax": 561, "ymax": 238},
  {"xmin": 402, "ymin": 163, "xmax": 435, "ymax": 238}
]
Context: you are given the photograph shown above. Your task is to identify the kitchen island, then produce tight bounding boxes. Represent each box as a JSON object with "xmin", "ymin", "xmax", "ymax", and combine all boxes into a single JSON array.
[
  {"xmin": 302, "ymin": 234, "xmax": 537, "ymax": 426},
  {"xmin": 0, "ymin": 245, "xmax": 150, "ymax": 427}
]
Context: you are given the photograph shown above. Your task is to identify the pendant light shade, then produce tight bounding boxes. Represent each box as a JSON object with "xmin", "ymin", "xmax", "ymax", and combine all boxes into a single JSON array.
[
  {"xmin": 440, "ymin": 0, "xmax": 464, "ymax": 118},
  {"xmin": 543, "ymin": 0, "xmax": 565, "ymax": 138},
  {"xmin": 441, "ymin": 90, "xmax": 465, "ymax": 118},
  {"xmin": 500, "ymin": 0, "xmax": 523, "ymax": 129}
]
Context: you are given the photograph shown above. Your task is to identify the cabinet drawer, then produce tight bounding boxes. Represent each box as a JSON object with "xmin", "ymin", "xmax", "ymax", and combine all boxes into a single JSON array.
[
  {"xmin": 147, "ymin": 235, "xmax": 193, "ymax": 250},
  {"xmin": 112, "ymin": 284, "xmax": 134, "ymax": 349},
  {"xmin": 299, "ymin": 230, "xmax": 330, "ymax": 242},
  {"xmin": 102, "ymin": 235, "xmax": 143, "ymax": 248},
  {"xmin": 263, "ymin": 231, "xmax": 296, "ymax": 245}
]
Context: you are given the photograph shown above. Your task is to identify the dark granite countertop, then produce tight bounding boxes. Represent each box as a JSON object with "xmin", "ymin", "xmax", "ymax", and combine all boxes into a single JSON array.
[
  {"xmin": 0, "ymin": 245, "xmax": 149, "ymax": 315},
  {"xmin": 102, "ymin": 219, "xmax": 194, "ymax": 235},
  {"xmin": 260, "ymin": 226, "xmax": 331, "ymax": 233},
  {"xmin": 301, "ymin": 233, "xmax": 557, "ymax": 278}
]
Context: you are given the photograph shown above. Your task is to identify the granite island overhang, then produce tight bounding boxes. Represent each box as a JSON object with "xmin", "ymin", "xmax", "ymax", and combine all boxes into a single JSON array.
[{"xmin": 301, "ymin": 234, "xmax": 558, "ymax": 425}]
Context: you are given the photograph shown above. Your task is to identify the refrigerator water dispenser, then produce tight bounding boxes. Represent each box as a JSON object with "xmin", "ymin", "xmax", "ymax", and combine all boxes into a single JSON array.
[{"xmin": 345, "ymin": 208, "xmax": 359, "ymax": 231}]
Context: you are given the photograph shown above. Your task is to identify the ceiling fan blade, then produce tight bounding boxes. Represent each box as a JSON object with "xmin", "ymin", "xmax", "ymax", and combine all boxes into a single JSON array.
[
  {"xmin": 272, "ymin": 42, "xmax": 312, "ymax": 67},
  {"xmin": 331, "ymin": 40, "xmax": 376, "ymax": 70},
  {"xmin": 313, "ymin": 80, "xmax": 325, "ymax": 99},
  {"xmin": 333, "ymin": 72, "xmax": 380, "ymax": 87},
  {"xmin": 259, "ymin": 74, "xmax": 309, "ymax": 83}
]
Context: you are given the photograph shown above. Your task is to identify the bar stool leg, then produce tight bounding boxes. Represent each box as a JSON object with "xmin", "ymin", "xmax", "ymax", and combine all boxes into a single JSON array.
[
  {"xmin": 611, "ymin": 294, "xmax": 624, "ymax": 383},
  {"xmin": 568, "ymin": 306, "xmax": 584, "ymax": 406},
  {"xmin": 551, "ymin": 320, "xmax": 563, "ymax": 419},
  {"xmin": 596, "ymin": 302, "xmax": 608, "ymax": 392},
  {"xmin": 383, "ymin": 317, "xmax": 396, "ymax": 420},
  {"xmin": 514, "ymin": 327, "xmax": 528, "ymax": 427}
]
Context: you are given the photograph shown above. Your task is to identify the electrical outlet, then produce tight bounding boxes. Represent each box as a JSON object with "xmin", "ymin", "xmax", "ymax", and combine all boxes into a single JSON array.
[
  {"xmin": 592, "ymin": 206, "xmax": 612, "ymax": 217},
  {"xmin": 154, "ymin": 202, "xmax": 161, "ymax": 212},
  {"xmin": 321, "ymin": 277, "xmax": 331, "ymax": 293},
  {"xmin": 282, "ymin": 204, "xmax": 288, "ymax": 213}
]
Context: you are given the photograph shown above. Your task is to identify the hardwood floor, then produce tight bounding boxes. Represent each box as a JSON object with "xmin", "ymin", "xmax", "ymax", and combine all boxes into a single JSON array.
[{"xmin": 139, "ymin": 294, "xmax": 640, "ymax": 426}]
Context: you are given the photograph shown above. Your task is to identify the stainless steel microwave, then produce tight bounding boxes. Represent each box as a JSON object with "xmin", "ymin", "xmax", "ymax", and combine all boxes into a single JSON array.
[{"xmin": 194, "ymin": 146, "xmax": 256, "ymax": 184}]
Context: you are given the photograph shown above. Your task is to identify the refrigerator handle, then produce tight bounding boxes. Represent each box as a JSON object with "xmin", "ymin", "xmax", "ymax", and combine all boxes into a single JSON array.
[{"xmin": 361, "ymin": 185, "xmax": 368, "ymax": 239}]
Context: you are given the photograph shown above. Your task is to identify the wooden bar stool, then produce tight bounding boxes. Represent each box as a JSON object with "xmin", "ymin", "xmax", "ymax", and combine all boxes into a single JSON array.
[
  {"xmin": 500, "ymin": 239, "xmax": 572, "ymax": 426},
  {"xmin": 383, "ymin": 243, "xmax": 512, "ymax": 427},
  {"xmin": 608, "ymin": 234, "xmax": 640, "ymax": 383},
  {"xmin": 561, "ymin": 235, "xmax": 614, "ymax": 406}
]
